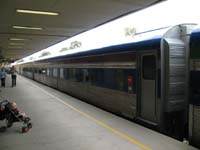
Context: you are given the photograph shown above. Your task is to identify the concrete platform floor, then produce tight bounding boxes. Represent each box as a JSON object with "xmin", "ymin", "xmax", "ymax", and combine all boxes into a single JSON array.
[{"xmin": 0, "ymin": 75, "xmax": 199, "ymax": 150}]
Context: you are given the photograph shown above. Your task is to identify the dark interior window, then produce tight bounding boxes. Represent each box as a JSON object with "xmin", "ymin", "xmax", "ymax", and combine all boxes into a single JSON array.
[{"xmin": 142, "ymin": 55, "xmax": 156, "ymax": 80}]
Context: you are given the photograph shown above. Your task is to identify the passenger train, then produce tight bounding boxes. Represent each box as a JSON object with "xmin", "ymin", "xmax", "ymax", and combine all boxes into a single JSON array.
[{"xmin": 16, "ymin": 24, "xmax": 200, "ymax": 148}]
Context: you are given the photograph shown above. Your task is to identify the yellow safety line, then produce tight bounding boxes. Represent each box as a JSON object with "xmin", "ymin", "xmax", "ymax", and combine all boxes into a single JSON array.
[{"xmin": 28, "ymin": 79, "xmax": 152, "ymax": 150}]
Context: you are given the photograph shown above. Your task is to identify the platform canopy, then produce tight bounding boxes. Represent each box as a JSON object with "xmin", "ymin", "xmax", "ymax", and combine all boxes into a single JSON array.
[{"xmin": 0, "ymin": 0, "xmax": 164, "ymax": 62}]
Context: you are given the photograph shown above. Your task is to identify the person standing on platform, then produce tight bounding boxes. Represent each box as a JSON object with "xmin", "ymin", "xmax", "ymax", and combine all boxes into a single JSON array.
[
  {"xmin": 0, "ymin": 67, "xmax": 7, "ymax": 87},
  {"xmin": 10, "ymin": 66, "xmax": 17, "ymax": 87}
]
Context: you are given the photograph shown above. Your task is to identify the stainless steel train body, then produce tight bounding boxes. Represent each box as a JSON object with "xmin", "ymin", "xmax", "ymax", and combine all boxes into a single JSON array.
[{"xmin": 17, "ymin": 24, "xmax": 199, "ymax": 143}]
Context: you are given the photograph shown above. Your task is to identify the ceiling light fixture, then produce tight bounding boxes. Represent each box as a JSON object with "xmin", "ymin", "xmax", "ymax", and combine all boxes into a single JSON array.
[
  {"xmin": 13, "ymin": 26, "xmax": 43, "ymax": 30},
  {"xmin": 10, "ymin": 38, "xmax": 29, "ymax": 41},
  {"xmin": 9, "ymin": 43, "xmax": 25, "ymax": 46},
  {"xmin": 16, "ymin": 9, "xmax": 59, "ymax": 16},
  {"xmin": 8, "ymin": 46, "xmax": 23, "ymax": 49}
]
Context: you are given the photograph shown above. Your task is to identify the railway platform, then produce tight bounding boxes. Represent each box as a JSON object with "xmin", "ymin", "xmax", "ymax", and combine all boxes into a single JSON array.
[{"xmin": 0, "ymin": 75, "xmax": 199, "ymax": 150}]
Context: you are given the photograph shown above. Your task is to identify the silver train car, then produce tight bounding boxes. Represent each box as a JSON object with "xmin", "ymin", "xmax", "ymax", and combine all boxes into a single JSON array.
[{"xmin": 16, "ymin": 24, "xmax": 200, "ymax": 146}]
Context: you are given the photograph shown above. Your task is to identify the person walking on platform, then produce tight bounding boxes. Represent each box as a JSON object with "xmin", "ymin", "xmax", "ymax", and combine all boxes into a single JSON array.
[
  {"xmin": 0, "ymin": 67, "xmax": 7, "ymax": 87},
  {"xmin": 10, "ymin": 66, "xmax": 17, "ymax": 87}
]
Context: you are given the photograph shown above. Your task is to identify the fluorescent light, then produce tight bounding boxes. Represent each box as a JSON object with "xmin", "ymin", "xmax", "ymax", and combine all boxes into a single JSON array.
[
  {"xmin": 10, "ymin": 38, "xmax": 29, "ymax": 41},
  {"xmin": 9, "ymin": 43, "xmax": 25, "ymax": 46},
  {"xmin": 8, "ymin": 46, "xmax": 23, "ymax": 49},
  {"xmin": 16, "ymin": 9, "xmax": 59, "ymax": 16},
  {"xmin": 13, "ymin": 26, "xmax": 43, "ymax": 30}
]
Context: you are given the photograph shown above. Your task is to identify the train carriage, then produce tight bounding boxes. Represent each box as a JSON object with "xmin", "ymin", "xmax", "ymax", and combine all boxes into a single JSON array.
[
  {"xmin": 17, "ymin": 24, "xmax": 197, "ymax": 141},
  {"xmin": 189, "ymin": 26, "xmax": 200, "ymax": 147}
]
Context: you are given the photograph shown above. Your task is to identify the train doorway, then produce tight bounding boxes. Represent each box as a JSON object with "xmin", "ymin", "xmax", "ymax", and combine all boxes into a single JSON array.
[{"xmin": 140, "ymin": 53, "xmax": 157, "ymax": 123}]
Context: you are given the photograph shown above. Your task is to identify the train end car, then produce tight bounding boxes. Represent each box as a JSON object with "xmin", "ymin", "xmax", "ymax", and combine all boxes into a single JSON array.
[{"xmin": 16, "ymin": 24, "xmax": 198, "ymax": 143}]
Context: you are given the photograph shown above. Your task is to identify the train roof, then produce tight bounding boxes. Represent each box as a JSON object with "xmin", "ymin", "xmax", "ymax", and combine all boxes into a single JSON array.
[
  {"xmin": 38, "ymin": 27, "xmax": 171, "ymax": 63},
  {"xmin": 43, "ymin": 39, "xmax": 160, "ymax": 62}
]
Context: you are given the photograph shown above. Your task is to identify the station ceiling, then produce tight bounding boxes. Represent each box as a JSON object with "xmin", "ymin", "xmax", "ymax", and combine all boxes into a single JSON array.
[{"xmin": 0, "ymin": 0, "xmax": 164, "ymax": 62}]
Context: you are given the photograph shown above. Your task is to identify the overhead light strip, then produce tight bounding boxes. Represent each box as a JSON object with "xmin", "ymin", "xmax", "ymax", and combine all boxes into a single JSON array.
[
  {"xmin": 13, "ymin": 26, "xmax": 43, "ymax": 30},
  {"xmin": 8, "ymin": 46, "xmax": 23, "ymax": 49},
  {"xmin": 10, "ymin": 38, "xmax": 29, "ymax": 41},
  {"xmin": 16, "ymin": 9, "xmax": 59, "ymax": 16},
  {"xmin": 9, "ymin": 43, "xmax": 25, "ymax": 46}
]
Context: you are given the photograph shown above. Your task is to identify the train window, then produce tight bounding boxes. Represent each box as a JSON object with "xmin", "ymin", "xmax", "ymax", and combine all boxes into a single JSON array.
[
  {"xmin": 68, "ymin": 68, "xmax": 76, "ymax": 80},
  {"xmin": 53, "ymin": 68, "xmax": 58, "ymax": 78},
  {"xmin": 75, "ymin": 68, "xmax": 83, "ymax": 82},
  {"xmin": 142, "ymin": 55, "xmax": 156, "ymax": 80},
  {"xmin": 60, "ymin": 68, "xmax": 64, "ymax": 79},
  {"xmin": 125, "ymin": 69, "xmax": 136, "ymax": 93},
  {"xmin": 50, "ymin": 68, "xmax": 54, "ymax": 76},
  {"xmin": 34, "ymin": 68, "xmax": 38, "ymax": 73},
  {"xmin": 41, "ymin": 68, "xmax": 47, "ymax": 75},
  {"xmin": 53, "ymin": 67, "xmax": 135, "ymax": 93},
  {"xmin": 115, "ymin": 69, "xmax": 124, "ymax": 91},
  {"xmin": 47, "ymin": 68, "xmax": 50, "ymax": 76},
  {"xmin": 38, "ymin": 68, "xmax": 42, "ymax": 74},
  {"xmin": 89, "ymin": 69, "xmax": 97, "ymax": 84},
  {"xmin": 57, "ymin": 68, "xmax": 60, "ymax": 78},
  {"xmin": 83, "ymin": 69, "xmax": 89, "ymax": 82},
  {"xmin": 96, "ymin": 69, "xmax": 104, "ymax": 86},
  {"xmin": 63, "ymin": 68, "xmax": 68, "ymax": 79},
  {"xmin": 47, "ymin": 68, "xmax": 53, "ymax": 77},
  {"xmin": 104, "ymin": 69, "xmax": 115, "ymax": 89}
]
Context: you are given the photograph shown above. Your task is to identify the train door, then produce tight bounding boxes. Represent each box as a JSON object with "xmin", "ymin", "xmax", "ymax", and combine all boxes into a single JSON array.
[{"xmin": 140, "ymin": 53, "xmax": 157, "ymax": 122}]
